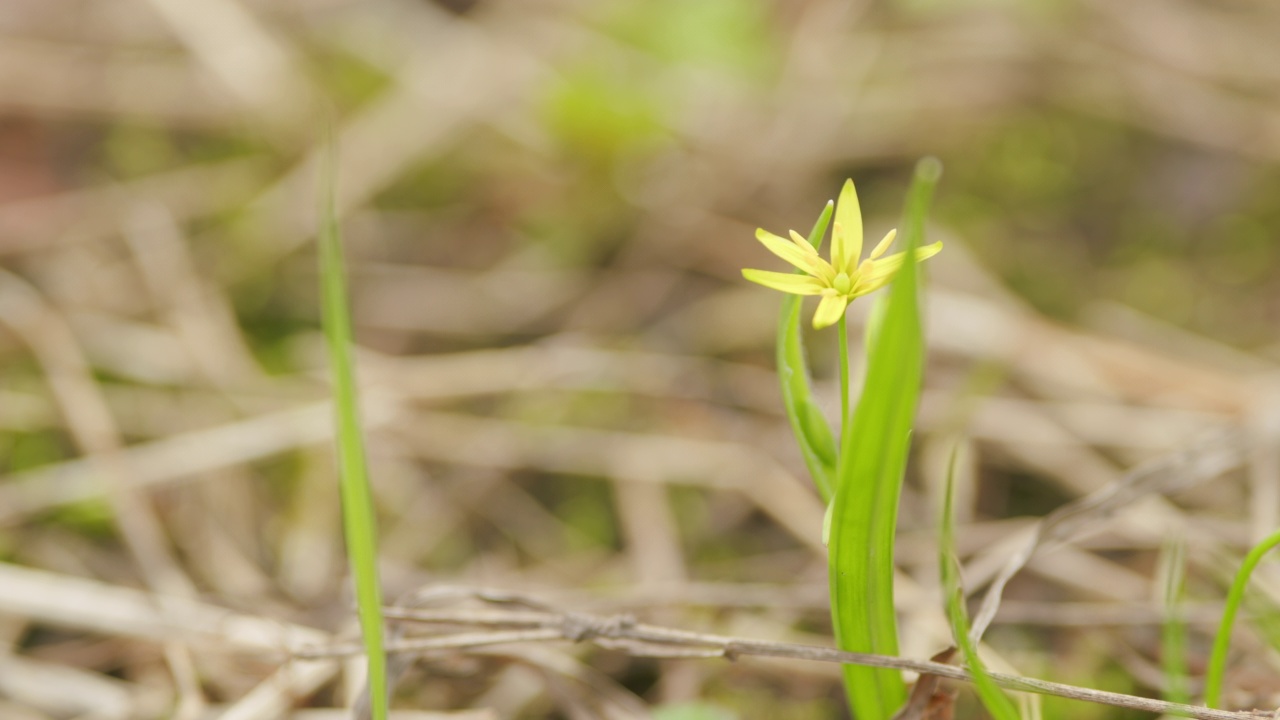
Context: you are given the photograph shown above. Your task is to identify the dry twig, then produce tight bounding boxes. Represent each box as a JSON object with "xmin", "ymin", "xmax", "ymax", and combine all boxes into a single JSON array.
[{"xmin": 300, "ymin": 587, "xmax": 1274, "ymax": 720}]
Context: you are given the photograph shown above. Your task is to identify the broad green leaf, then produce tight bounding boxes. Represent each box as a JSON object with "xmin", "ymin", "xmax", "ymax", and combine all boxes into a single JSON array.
[
  {"xmin": 828, "ymin": 159, "xmax": 940, "ymax": 720},
  {"xmin": 777, "ymin": 201, "xmax": 837, "ymax": 500}
]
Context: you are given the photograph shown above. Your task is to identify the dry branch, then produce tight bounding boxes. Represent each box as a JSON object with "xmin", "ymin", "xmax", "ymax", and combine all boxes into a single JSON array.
[{"xmin": 295, "ymin": 588, "xmax": 1276, "ymax": 720}]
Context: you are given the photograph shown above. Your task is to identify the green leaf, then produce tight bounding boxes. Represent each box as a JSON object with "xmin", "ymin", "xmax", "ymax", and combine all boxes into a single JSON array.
[
  {"xmin": 828, "ymin": 159, "xmax": 940, "ymax": 720},
  {"xmin": 776, "ymin": 200, "xmax": 837, "ymax": 500},
  {"xmin": 319, "ymin": 130, "xmax": 388, "ymax": 720},
  {"xmin": 941, "ymin": 446, "xmax": 1021, "ymax": 720}
]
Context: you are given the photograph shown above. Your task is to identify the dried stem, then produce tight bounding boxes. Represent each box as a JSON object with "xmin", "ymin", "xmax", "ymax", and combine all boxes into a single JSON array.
[{"xmin": 295, "ymin": 593, "xmax": 1273, "ymax": 720}]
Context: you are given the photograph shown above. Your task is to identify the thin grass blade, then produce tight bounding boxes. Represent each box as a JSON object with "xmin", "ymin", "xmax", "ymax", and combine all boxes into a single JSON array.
[
  {"xmin": 319, "ymin": 138, "xmax": 389, "ymax": 720},
  {"xmin": 941, "ymin": 446, "xmax": 1021, "ymax": 720},
  {"xmin": 1159, "ymin": 537, "xmax": 1191, "ymax": 709},
  {"xmin": 1205, "ymin": 528, "xmax": 1280, "ymax": 708}
]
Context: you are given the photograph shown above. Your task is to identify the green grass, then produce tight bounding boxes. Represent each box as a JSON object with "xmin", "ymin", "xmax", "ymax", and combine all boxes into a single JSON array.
[
  {"xmin": 1204, "ymin": 528, "xmax": 1280, "ymax": 708},
  {"xmin": 940, "ymin": 447, "xmax": 1020, "ymax": 720},
  {"xmin": 1159, "ymin": 537, "xmax": 1191, "ymax": 709},
  {"xmin": 318, "ymin": 137, "xmax": 389, "ymax": 720}
]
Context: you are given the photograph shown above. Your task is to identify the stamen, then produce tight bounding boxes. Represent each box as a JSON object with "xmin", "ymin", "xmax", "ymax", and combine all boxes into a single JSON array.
[{"xmin": 869, "ymin": 228, "xmax": 898, "ymax": 259}]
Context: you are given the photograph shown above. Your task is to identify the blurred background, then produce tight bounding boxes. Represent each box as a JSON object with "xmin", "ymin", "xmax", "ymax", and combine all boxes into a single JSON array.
[{"xmin": 1, "ymin": 0, "xmax": 1279, "ymax": 718}]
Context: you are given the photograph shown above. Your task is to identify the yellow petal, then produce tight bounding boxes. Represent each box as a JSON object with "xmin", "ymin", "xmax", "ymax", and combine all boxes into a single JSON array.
[
  {"xmin": 868, "ymin": 228, "xmax": 898, "ymax": 260},
  {"xmin": 742, "ymin": 268, "xmax": 827, "ymax": 295},
  {"xmin": 812, "ymin": 293, "xmax": 849, "ymax": 329},
  {"xmin": 787, "ymin": 230, "xmax": 821, "ymax": 257},
  {"xmin": 832, "ymin": 180, "xmax": 863, "ymax": 273},
  {"xmin": 850, "ymin": 270, "xmax": 896, "ymax": 297},
  {"xmin": 755, "ymin": 228, "xmax": 833, "ymax": 280},
  {"xmin": 852, "ymin": 241, "xmax": 944, "ymax": 296}
]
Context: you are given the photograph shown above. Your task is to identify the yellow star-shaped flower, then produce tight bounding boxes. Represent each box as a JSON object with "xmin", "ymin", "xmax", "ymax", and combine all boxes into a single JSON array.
[{"xmin": 742, "ymin": 179, "xmax": 943, "ymax": 329}]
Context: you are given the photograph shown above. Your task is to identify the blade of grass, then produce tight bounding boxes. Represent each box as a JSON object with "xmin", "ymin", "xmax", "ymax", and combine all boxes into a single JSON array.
[
  {"xmin": 941, "ymin": 446, "xmax": 1021, "ymax": 720},
  {"xmin": 828, "ymin": 158, "xmax": 941, "ymax": 720},
  {"xmin": 1159, "ymin": 536, "xmax": 1191, "ymax": 710},
  {"xmin": 1241, "ymin": 591, "xmax": 1280, "ymax": 662},
  {"xmin": 319, "ymin": 135, "xmax": 388, "ymax": 720},
  {"xmin": 777, "ymin": 201, "xmax": 837, "ymax": 501},
  {"xmin": 1204, "ymin": 528, "xmax": 1280, "ymax": 708}
]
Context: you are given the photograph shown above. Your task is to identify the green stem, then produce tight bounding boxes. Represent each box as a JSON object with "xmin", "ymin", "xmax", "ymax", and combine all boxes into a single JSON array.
[
  {"xmin": 837, "ymin": 314, "xmax": 850, "ymax": 440},
  {"xmin": 1204, "ymin": 528, "xmax": 1280, "ymax": 708}
]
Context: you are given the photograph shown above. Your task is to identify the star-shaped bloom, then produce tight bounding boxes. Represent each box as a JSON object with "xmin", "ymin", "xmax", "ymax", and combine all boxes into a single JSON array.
[{"xmin": 742, "ymin": 179, "xmax": 943, "ymax": 329}]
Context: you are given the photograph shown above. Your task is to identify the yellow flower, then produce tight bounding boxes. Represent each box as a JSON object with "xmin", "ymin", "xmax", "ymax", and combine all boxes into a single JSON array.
[{"xmin": 742, "ymin": 179, "xmax": 943, "ymax": 329}]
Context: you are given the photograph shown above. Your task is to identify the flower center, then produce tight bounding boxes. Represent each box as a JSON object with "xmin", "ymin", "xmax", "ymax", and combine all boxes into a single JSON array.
[{"xmin": 832, "ymin": 272, "xmax": 852, "ymax": 294}]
